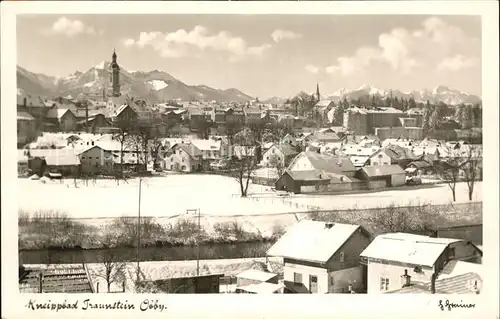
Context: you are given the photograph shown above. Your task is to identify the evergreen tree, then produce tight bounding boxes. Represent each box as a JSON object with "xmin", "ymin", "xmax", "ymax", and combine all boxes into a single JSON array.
[
  {"xmin": 423, "ymin": 100, "xmax": 432, "ymax": 131},
  {"xmin": 408, "ymin": 97, "xmax": 417, "ymax": 110},
  {"xmin": 455, "ymin": 103, "xmax": 467, "ymax": 129},
  {"xmin": 393, "ymin": 97, "xmax": 400, "ymax": 110},
  {"xmin": 429, "ymin": 108, "xmax": 441, "ymax": 130},
  {"xmin": 472, "ymin": 103, "xmax": 482, "ymax": 127}
]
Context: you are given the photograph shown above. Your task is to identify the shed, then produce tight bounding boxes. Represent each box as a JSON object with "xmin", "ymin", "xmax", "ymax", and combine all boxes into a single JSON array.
[
  {"xmin": 275, "ymin": 169, "xmax": 330, "ymax": 194},
  {"xmin": 356, "ymin": 164, "xmax": 406, "ymax": 187}
]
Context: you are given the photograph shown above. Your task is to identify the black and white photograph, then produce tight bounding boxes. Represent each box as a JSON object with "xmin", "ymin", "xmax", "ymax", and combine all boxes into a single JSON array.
[{"xmin": 1, "ymin": 1, "xmax": 499, "ymax": 318}]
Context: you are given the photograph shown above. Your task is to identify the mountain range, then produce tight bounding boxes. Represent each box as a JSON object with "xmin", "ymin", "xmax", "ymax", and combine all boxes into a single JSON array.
[
  {"xmin": 17, "ymin": 64, "xmax": 481, "ymax": 106},
  {"xmin": 322, "ymin": 84, "xmax": 481, "ymax": 106},
  {"xmin": 17, "ymin": 62, "xmax": 254, "ymax": 103}
]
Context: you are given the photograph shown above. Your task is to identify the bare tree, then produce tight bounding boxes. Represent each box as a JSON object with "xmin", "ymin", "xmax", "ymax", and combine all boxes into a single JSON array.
[
  {"xmin": 462, "ymin": 143, "xmax": 482, "ymax": 201},
  {"xmin": 434, "ymin": 144, "xmax": 465, "ymax": 202},
  {"xmin": 93, "ymin": 227, "xmax": 127, "ymax": 293},
  {"xmin": 232, "ymin": 145, "xmax": 258, "ymax": 197},
  {"xmin": 268, "ymin": 153, "xmax": 285, "ymax": 178}
]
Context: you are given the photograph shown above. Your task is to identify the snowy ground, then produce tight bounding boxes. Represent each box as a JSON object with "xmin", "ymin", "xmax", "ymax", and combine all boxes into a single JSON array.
[{"xmin": 18, "ymin": 175, "xmax": 482, "ymax": 219}]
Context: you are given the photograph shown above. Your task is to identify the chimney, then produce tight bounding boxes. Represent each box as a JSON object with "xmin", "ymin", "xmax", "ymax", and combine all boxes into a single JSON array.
[
  {"xmin": 401, "ymin": 269, "xmax": 411, "ymax": 288},
  {"xmin": 325, "ymin": 222, "xmax": 334, "ymax": 229}
]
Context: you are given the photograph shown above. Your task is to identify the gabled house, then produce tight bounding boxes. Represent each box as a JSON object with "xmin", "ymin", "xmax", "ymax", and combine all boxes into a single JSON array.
[
  {"xmin": 360, "ymin": 233, "xmax": 482, "ymax": 294},
  {"xmin": 280, "ymin": 134, "xmax": 297, "ymax": 146},
  {"xmin": 17, "ymin": 111, "xmax": 37, "ymax": 147},
  {"xmin": 113, "ymin": 103, "xmax": 139, "ymax": 124},
  {"xmin": 44, "ymin": 108, "xmax": 77, "ymax": 132},
  {"xmin": 267, "ymin": 220, "xmax": 372, "ymax": 293},
  {"xmin": 368, "ymin": 144, "xmax": 417, "ymax": 168},
  {"xmin": 287, "ymin": 151, "xmax": 357, "ymax": 177},
  {"xmin": 355, "ymin": 164, "xmax": 406, "ymax": 189},
  {"xmin": 276, "ymin": 151, "xmax": 359, "ymax": 194},
  {"xmin": 74, "ymin": 144, "xmax": 114, "ymax": 175},
  {"xmin": 190, "ymin": 139, "xmax": 225, "ymax": 161},
  {"xmin": 261, "ymin": 143, "xmax": 299, "ymax": 168},
  {"xmin": 314, "ymin": 100, "xmax": 335, "ymax": 124},
  {"xmin": 163, "ymin": 143, "xmax": 203, "ymax": 172}
]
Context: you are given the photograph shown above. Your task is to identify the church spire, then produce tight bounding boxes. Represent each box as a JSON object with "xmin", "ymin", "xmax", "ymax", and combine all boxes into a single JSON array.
[
  {"xmin": 316, "ymin": 82, "xmax": 321, "ymax": 101},
  {"xmin": 110, "ymin": 49, "xmax": 121, "ymax": 97}
]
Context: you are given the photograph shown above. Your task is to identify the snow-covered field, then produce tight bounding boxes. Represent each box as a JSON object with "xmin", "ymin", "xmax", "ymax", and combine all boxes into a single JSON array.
[
  {"xmin": 18, "ymin": 175, "xmax": 313, "ymax": 218},
  {"xmin": 17, "ymin": 175, "xmax": 482, "ymax": 219}
]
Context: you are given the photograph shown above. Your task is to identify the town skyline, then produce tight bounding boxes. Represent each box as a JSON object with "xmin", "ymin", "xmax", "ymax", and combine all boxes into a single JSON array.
[{"xmin": 17, "ymin": 14, "xmax": 482, "ymax": 99}]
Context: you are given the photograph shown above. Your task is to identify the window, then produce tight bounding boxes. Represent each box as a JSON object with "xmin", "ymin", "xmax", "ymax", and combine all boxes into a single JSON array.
[
  {"xmin": 96, "ymin": 157, "xmax": 99, "ymax": 160},
  {"xmin": 330, "ymin": 277, "xmax": 334, "ymax": 285},
  {"xmin": 182, "ymin": 158, "xmax": 184, "ymax": 162},
  {"xmin": 82, "ymin": 156, "xmax": 86, "ymax": 159},
  {"xmin": 380, "ymin": 277, "xmax": 390, "ymax": 291},
  {"xmin": 340, "ymin": 252, "xmax": 345, "ymax": 263},
  {"xmin": 293, "ymin": 272, "xmax": 302, "ymax": 283},
  {"xmin": 378, "ymin": 154, "xmax": 383, "ymax": 158},
  {"xmin": 89, "ymin": 157, "xmax": 92, "ymax": 159}
]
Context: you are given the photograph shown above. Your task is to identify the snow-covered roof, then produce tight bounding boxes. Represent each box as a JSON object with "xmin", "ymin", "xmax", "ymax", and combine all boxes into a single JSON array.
[
  {"xmin": 190, "ymin": 139, "xmax": 221, "ymax": 151},
  {"xmin": 267, "ymin": 220, "xmax": 362, "ymax": 263},
  {"xmin": 236, "ymin": 269, "xmax": 277, "ymax": 282},
  {"xmin": 360, "ymin": 233, "xmax": 464, "ymax": 267},
  {"xmin": 237, "ymin": 282, "xmax": 284, "ymax": 294}
]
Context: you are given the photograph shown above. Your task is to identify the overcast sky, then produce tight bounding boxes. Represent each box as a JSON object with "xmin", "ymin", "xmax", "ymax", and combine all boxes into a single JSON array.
[{"xmin": 17, "ymin": 14, "xmax": 481, "ymax": 98}]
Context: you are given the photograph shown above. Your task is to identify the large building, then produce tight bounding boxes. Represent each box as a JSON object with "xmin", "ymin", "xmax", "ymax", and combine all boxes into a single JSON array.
[{"xmin": 343, "ymin": 107, "xmax": 405, "ymax": 135}]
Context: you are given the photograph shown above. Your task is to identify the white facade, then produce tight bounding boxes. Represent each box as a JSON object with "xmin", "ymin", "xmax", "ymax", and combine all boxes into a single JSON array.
[
  {"xmin": 261, "ymin": 145, "xmax": 286, "ymax": 167},
  {"xmin": 369, "ymin": 151, "xmax": 392, "ymax": 166},
  {"xmin": 284, "ymin": 262, "xmax": 364, "ymax": 294},
  {"xmin": 391, "ymin": 174, "xmax": 406, "ymax": 187},
  {"xmin": 288, "ymin": 154, "xmax": 315, "ymax": 171},
  {"xmin": 163, "ymin": 147, "xmax": 201, "ymax": 172},
  {"xmin": 366, "ymin": 260, "xmax": 433, "ymax": 294}
]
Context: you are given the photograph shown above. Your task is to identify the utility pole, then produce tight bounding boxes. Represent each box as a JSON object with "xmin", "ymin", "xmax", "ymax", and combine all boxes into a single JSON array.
[
  {"xmin": 136, "ymin": 178, "xmax": 142, "ymax": 283},
  {"xmin": 186, "ymin": 208, "xmax": 200, "ymax": 276},
  {"xmin": 38, "ymin": 272, "xmax": 43, "ymax": 293},
  {"xmin": 85, "ymin": 100, "xmax": 89, "ymax": 133}
]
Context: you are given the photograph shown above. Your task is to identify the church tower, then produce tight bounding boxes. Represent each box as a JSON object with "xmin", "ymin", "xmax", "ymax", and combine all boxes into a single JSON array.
[{"xmin": 109, "ymin": 49, "xmax": 121, "ymax": 97}]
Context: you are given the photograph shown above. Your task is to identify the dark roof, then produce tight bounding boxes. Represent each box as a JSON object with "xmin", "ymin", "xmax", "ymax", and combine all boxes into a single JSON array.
[
  {"xmin": 277, "ymin": 144, "xmax": 299, "ymax": 157},
  {"xmin": 287, "ymin": 169, "xmax": 331, "ymax": 182},
  {"xmin": 361, "ymin": 164, "xmax": 406, "ymax": 177},
  {"xmin": 382, "ymin": 144, "xmax": 418, "ymax": 161},
  {"xmin": 304, "ymin": 151, "xmax": 357, "ymax": 173},
  {"xmin": 407, "ymin": 160, "xmax": 433, "ymax": 169},
  {"xmin": 19, "ymin": 264, "xmax": 93, "ymax": 293},
  {"xmin": 387, "ymin": 272, "xmax": 482, "ymax": 294}
]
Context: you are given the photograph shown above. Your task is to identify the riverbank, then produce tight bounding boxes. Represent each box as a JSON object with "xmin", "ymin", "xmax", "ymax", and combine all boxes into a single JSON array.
[{"xmin": 19, "ymin": 201, "xmax": 482, "ymax": 254}]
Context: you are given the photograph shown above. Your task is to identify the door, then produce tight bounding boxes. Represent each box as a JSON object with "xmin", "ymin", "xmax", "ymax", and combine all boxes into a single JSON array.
[{"xmin": 309, "ymin": 275, "xmax": 318, "ymax": 293}]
